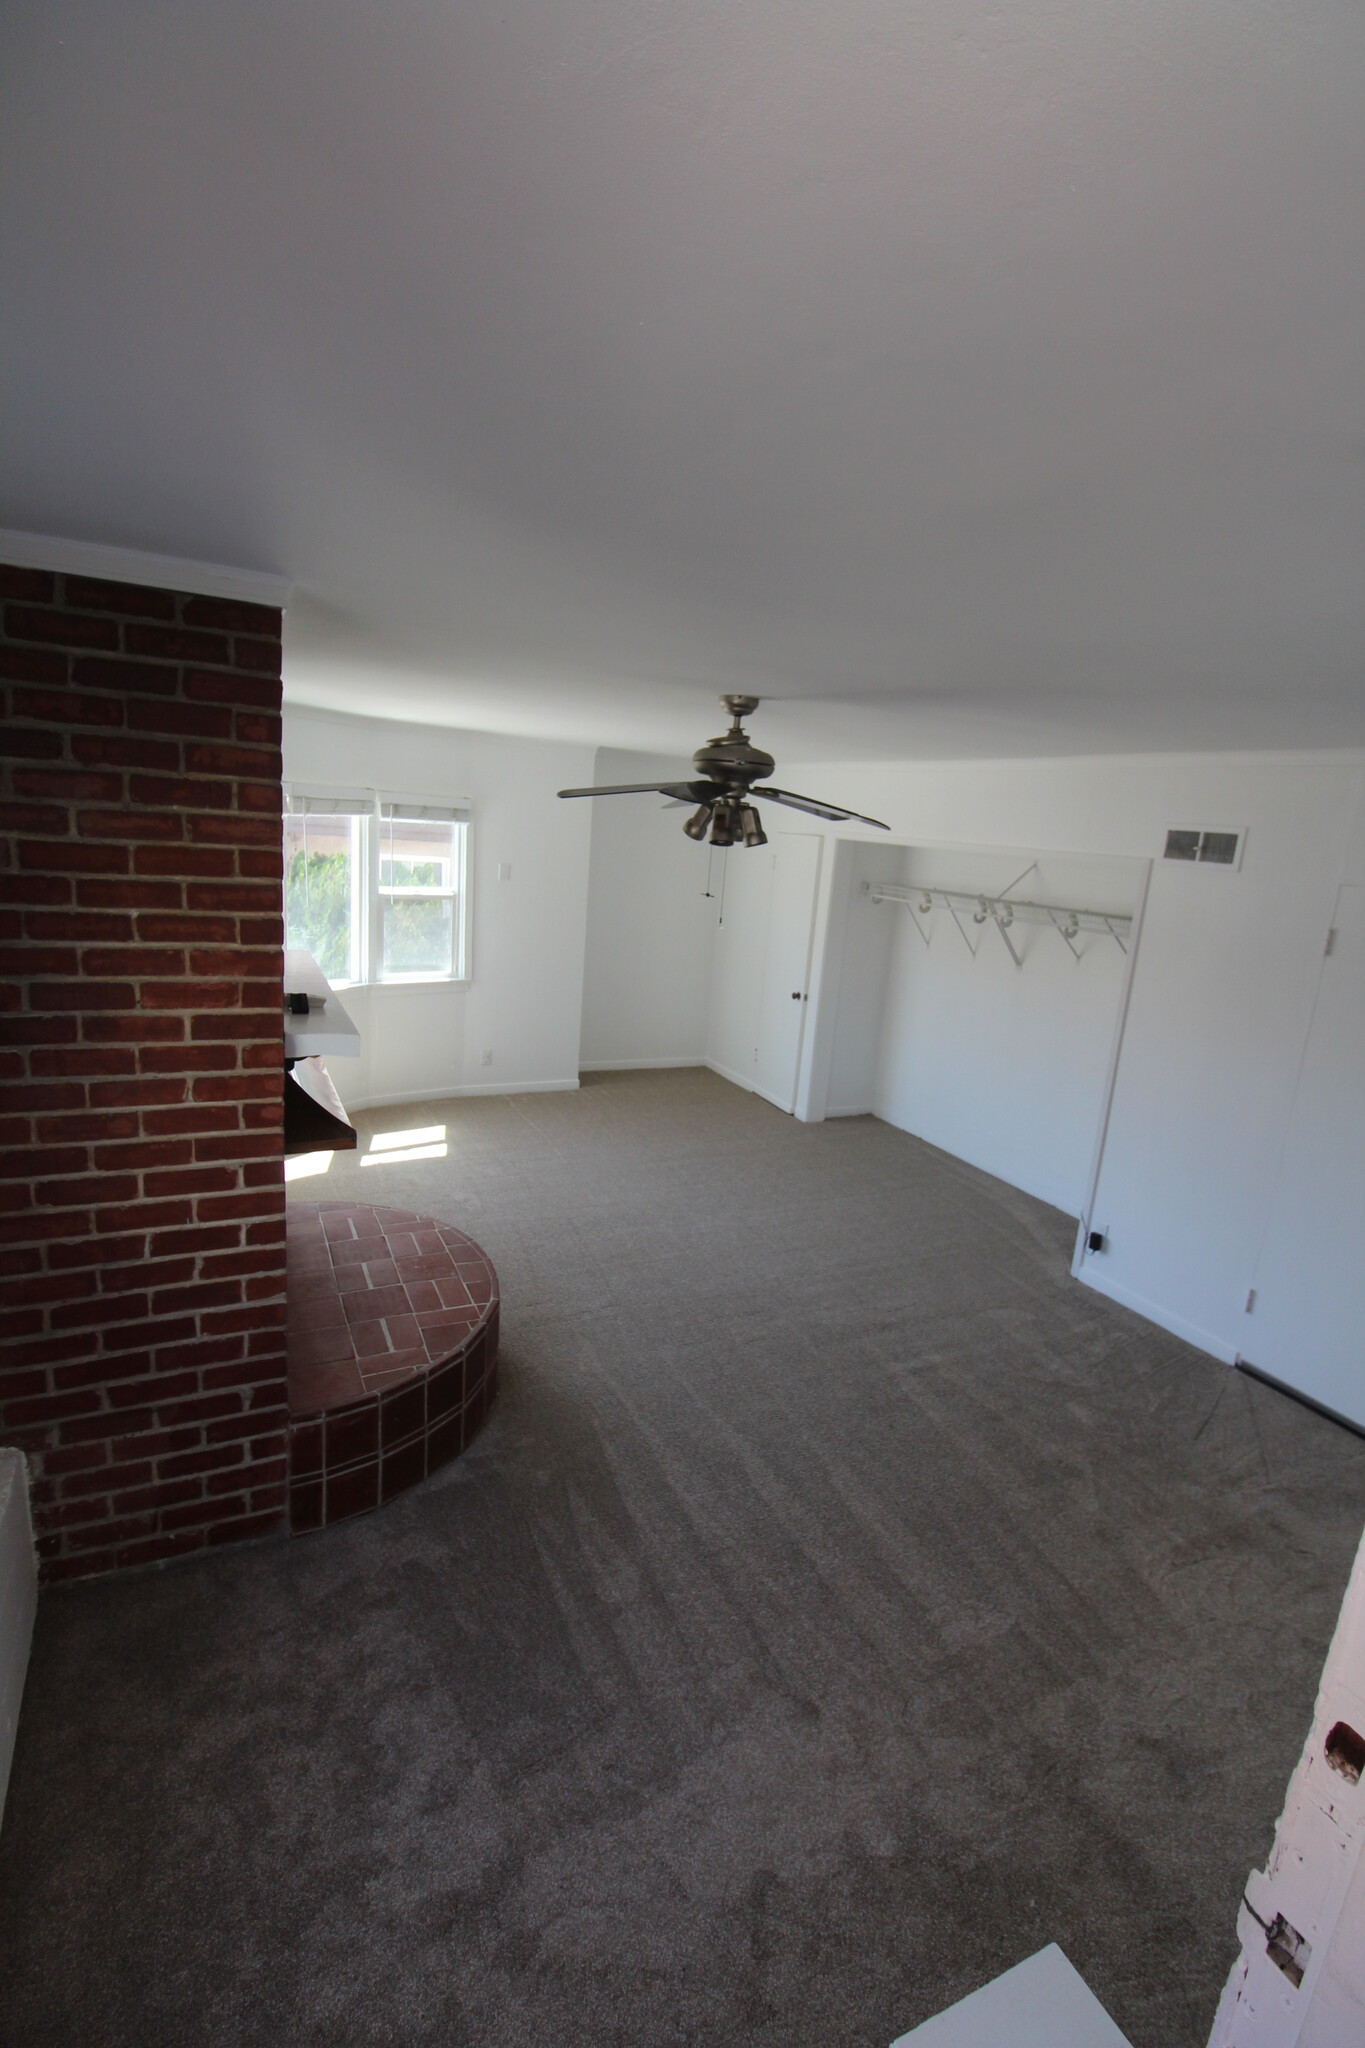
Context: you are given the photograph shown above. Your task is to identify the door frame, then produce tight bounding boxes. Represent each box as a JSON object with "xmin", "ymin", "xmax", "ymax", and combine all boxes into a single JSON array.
[{"xmin": 1070, "ymin": 858, "xmax": 1153, "ymax": 1279}]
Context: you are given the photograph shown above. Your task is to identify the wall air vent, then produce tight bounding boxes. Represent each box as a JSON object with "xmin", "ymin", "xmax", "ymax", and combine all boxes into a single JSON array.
[{"xmin": 1164, "ymin": 827, "xmax": 1244, "ymax": 869}]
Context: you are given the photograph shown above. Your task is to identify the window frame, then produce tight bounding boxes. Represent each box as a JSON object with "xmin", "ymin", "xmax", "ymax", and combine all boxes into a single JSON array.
[
  {"xmin": 283, "ymin": 785, "xmax": 472, "ymax": 989},
  {"xmin": 373, "ymin": 801, "xmax": 470, "ymax": 986}
]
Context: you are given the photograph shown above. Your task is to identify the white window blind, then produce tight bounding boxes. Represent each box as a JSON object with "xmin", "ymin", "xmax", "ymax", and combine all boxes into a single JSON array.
[
  {"xmin": 379, "ymin": 800, "xmax": 470, "ymax": 823},
  {"xmin": 285, "ymin": 792, "xmax": 372, "ymax": 817}
]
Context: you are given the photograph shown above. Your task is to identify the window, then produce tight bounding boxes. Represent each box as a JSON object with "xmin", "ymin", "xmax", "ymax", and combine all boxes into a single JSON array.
[
  {"xmin": 283, "ymin": 795, "xmax": 368, "ymax": 985},
  {"xmin": 378, "ymin": 803, "xmax": 465, "ymax": 981},
  {"xmin": 284, "ymin": 792, "xmax": 469, "ymax": 985}
]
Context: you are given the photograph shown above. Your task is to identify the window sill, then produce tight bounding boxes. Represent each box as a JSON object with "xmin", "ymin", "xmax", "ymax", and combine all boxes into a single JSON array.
[{"xmin": 306, "ymin": 976, "xmax": 470, "ymax": 994}]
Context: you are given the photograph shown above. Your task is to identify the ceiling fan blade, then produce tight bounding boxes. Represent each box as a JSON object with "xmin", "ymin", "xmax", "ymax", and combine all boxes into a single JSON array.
[
  {"xmin": 557, "ymin": 780, "xmax": 723, "ymax": 802},
  {"xmin": 753, "ymin": 786, "xmax": 890, "ymax": 829},
  {"xmin": 558, "ymin": 782, "xmax": 680, "ymax": 798},
  {"xmin": 658, "ymin": 782, "xmax": 724, "ymax": 802}
]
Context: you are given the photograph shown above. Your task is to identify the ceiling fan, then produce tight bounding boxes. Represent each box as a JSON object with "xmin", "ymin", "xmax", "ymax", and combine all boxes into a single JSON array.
[{"xmin": 558, "ymin": 695, "xmax": 889, "ymax": 847}]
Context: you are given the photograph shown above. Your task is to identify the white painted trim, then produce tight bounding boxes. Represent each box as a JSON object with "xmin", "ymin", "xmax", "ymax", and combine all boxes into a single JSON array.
[
  {"xmin": 796, "ymin": 837, "xmax": 858, "ymax": 1126},
  {"xmin": 0, "ymin": 1450, "xmax": 37, "ymax": 1826},
  {"xmin": 340, "ymin": 1078, "xmax": 581, "ymax": 1111},
  {"xmin": 1076, "ymin": 1264, "xmax": 1237, "ymax": 1363},
  {"xmin": 0, "ymin": 528, "xmax": 292, "ymax": 609},
  {"xmin": 578, "ymin": 1057, "xmax": 707, "ymax": 1071},
  {"xmin": 705, "ymin": 1056, "xmax": 815, "ymax": 1116},
  {"xmin": 1073, "ymin": 858, "xmax": 1153, "ymax": 1277},
  {"xmin": 787, "ymin": 833, "xmax": 825, "ymax": 1117},
  {"xmin": 705, "ymin": 1056, "xmax": 756, "ymax": 1094}
]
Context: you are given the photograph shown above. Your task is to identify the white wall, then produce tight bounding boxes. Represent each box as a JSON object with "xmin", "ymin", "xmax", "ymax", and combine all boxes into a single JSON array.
[
  {"xmin": 579, "ymin": 750, "xmax": 716, "ymax": 1069},
  {"xmin": 740, "ymin": 828, "xmax": 1138, "ymax": 1214},
  {"xmin": 781, "ymin": 751, "xmax": 1365, "ymax": 1365},
  {"xmin": 869, "ymin": 844, "xmax": 1141, "ymax": 1216},
  {"xmin": 0, "ymin": 1449, "xmax": 36, "ymax": 1824},
  {"xmin": 282, "ymin": 707, "xmax": 595, "ymax": 1107}
]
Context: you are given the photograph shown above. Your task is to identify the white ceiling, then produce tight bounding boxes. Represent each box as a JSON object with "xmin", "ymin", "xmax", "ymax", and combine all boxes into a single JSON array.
[{"xmin": 3, "ymin": 2, "xmax": 1363, "ymax": 763}]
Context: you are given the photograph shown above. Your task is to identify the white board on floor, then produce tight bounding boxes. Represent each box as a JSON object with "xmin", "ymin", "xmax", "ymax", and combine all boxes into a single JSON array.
[{"xmin": 889, "ymin": 1943, "xmax": 1132, "ymax": 2048}]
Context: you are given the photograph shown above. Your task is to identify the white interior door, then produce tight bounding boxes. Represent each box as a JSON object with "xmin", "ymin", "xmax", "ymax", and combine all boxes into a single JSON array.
[
  {"xmin": 707, "ymin": 841, "xmax": 775, "ymax": 1091},
  {"xmin": 754, "ymin": 835, "xmax": 823, "ymax": 1113},
  {"xmin": 1244, "ymin": 885, "xmax": 1365, "ymax": 1429}
]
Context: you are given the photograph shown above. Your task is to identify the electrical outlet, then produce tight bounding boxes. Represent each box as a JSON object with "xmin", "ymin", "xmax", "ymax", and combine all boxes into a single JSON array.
[{"xmin": 480, "ymin": 1049, "xmax": 493, "ymax": 1067}]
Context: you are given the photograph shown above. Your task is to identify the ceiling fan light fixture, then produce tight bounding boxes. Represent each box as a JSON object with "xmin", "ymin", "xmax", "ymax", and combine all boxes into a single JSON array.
[
  {"xmin": 738, "ymin": 803, "xmax": 767, "ymax": 847},
  {"xmin": 708, "ymin": 802, "xmax": 738, "ymax": 847},
  {"xmin": 682, "ymin": 803, "xmax": 713, "ymax": 841}
]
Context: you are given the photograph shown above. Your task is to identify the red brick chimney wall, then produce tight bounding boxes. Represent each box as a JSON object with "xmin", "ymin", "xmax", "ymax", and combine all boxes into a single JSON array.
[{"xmin": 0, "ymin": 564, "xmax": 288, "ymax": 1583}]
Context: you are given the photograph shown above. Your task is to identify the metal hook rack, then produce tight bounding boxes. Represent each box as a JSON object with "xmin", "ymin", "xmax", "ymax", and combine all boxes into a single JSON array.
[{"xmin": 866, "ymin": 873, "xmax": 1132, "ymax": 967}]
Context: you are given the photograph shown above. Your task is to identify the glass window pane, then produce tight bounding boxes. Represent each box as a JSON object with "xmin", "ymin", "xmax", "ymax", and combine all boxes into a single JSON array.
[
  {"xmin": 381, "ymin": 896, "xmax": 454, "ymax": 978},
  {"xmin": 284, "ymin": 813, "xmax": 356, "ymax": 983},
  {"xmin": 381, "ymin": 817, "xmax": 455, "ymax": 889}
]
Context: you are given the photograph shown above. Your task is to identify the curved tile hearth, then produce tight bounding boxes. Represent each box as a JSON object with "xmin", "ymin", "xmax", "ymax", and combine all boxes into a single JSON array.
[{"xmin": 285, "ymin": 1201, "xmax": 500, "ymax": 1531}]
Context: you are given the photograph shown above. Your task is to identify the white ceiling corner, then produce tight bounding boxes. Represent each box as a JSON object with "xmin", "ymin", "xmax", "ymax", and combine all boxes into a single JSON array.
[{"xmin": 0, "ymin": 528, "xmax": 291, "ymax": 610}]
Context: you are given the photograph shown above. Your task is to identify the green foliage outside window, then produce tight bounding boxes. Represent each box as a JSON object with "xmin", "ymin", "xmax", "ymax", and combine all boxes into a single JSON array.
[
  {"xmin": 285, "ymin": 849, "xmax": 351, "ymax": 982},
  {"xmin": 380, "ymin": 858, "xmax": 445, "ymax": 888},
  {"xmin": 381, "ymin": 897, "xmax": 455, "ymax": 974}
]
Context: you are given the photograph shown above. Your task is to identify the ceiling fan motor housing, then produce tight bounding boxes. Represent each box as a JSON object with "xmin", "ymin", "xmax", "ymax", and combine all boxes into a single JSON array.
[{"xmin": 691, "ymin": 715, "xmax": 775, "ymax": 793}]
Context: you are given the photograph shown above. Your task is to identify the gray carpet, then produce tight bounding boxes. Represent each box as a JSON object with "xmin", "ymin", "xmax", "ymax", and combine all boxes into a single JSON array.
[{"xmin": 3, "ymin": 1068, "xmax": 1364, "ymax": 2048}]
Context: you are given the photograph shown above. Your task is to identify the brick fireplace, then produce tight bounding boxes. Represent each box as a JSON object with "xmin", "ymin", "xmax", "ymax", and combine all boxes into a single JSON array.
[{"xmin": 0, "ymin": 563, "xmax": 289, "ymax": 1582}]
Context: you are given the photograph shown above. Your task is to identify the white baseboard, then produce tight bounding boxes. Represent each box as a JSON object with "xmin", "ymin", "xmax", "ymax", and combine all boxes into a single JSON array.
[
  {"xmin": 340, "ymin": 1078, "xmax": 581, "ymax": 1112},
  {"xmin": 704, "ymin": 1057, "xmax": 756, "ymax": 1093},
  {"xmin": 1075, "ymin": 1263, "xmax": 1236, "ymax": 1363},
  {"xmin": 578, "ymin": 1057, "xmax": 707, "ymax": 1072},
  {"xmin": 345, "ymin": 1062, "xmax": 752, "ymax": 1112},
  {"xmin": 826, "ymin": 1102, "xmax": 874, "ymax": 1119},
  {"xmin": 576, "ymin": 1057, "xmax": 794, "ymax": 1103},
  {"xmin": 0, "ymin": 1450, "xmax": 36, "ymax": 1825}
]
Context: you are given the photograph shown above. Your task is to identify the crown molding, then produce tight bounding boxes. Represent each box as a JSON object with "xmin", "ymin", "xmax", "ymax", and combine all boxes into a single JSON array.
[{"xmin": 0, "ymin": 528, "xmax": 292, "ymax": 609}]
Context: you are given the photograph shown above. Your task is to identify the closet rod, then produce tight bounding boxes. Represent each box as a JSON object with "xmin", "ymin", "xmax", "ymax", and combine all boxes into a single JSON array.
[{"xmin": 866, "ymin": 881, "xmax": 1133, "ymax": 946}]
